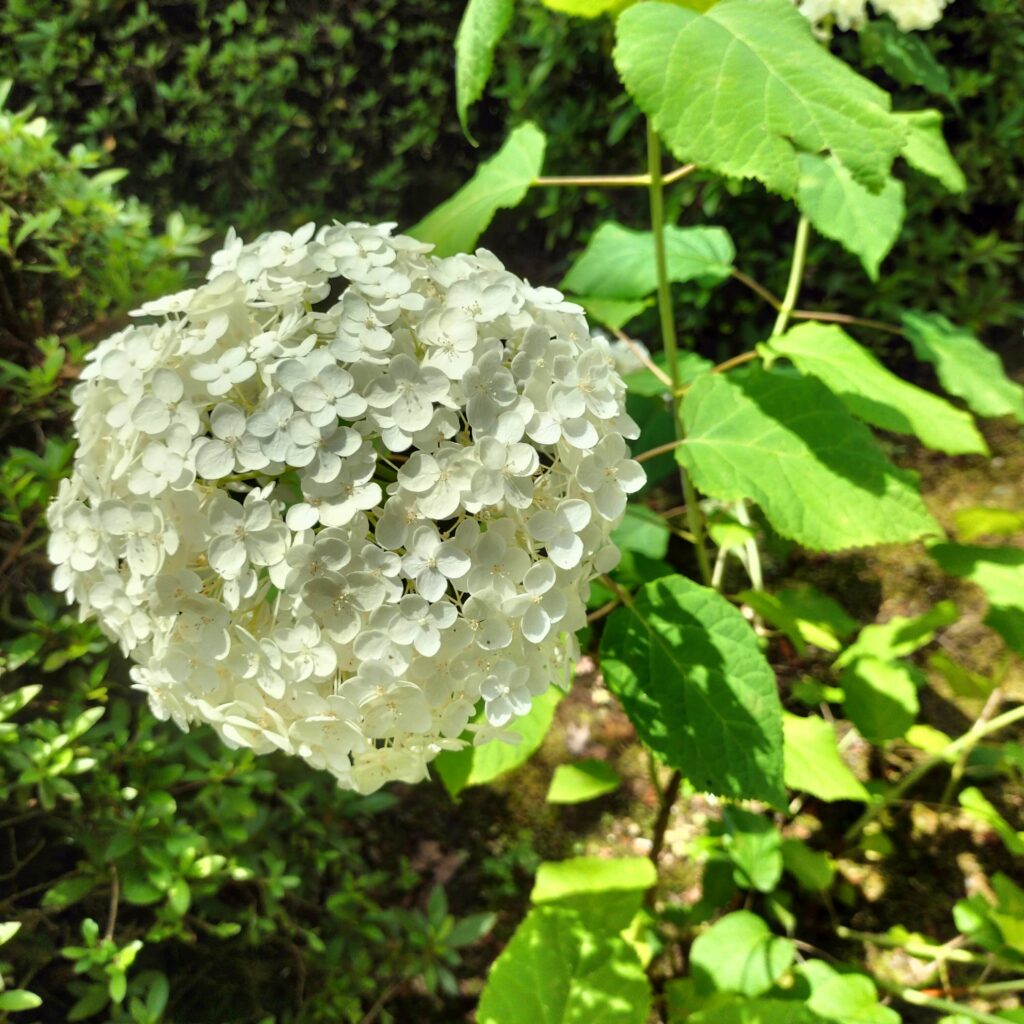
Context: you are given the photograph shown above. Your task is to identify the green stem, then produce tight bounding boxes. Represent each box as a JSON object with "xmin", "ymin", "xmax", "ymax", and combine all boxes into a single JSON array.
[
  {"xmin": 836, "ymin": 926, "xmax": 1022, "ymax": 975},
  {"xmin": 845, "ymin": 703, "xmax": 1024, "ymax": 842},
  {"xmin": 646, "ymin": 119, "xmax": 712, "ymax": 587},
  {"xmin": 877, "ymin": 979, "xmax": 1014, "ymax": 1024},
  {"xmin": 772, "ymin": 215, "xmax": 811, "ymax": 337}
]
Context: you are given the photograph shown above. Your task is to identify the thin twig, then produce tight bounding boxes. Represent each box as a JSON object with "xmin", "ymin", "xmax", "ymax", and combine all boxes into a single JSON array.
[
  {"xmin": 649, "ymin": 770, "xmax": 682, "ymax": 869},
  {"xmin": 731, "ymin": 268, "xmax": 782, "ymax": 310},
  {"xmin": 612, "ymin": 327, "xmax": 673, "ymax": 388},
  {"xmin": 104, "ymin": 864, "xmax": 120, "ymax": 942},
  {"xmin": 635, "ymin": 438, "xmax": 685, "ymax": 464},
  {"xmin": 790, "ymin": 308, "xmax": 904, "ymax": 335},
  {"xmin": 0, "ymin": 510, "xmax": 44, "ymax": 592},
  {"xmin": 712, "ymin": 350, "xmax": 759, "ymax": 375},
  {"xmin": 941, "ymin": 684, "xmax": 1004, "ymax": 805},
  {"xmin": 586, "ymin": 599, "xmax": 620, "ymax": 624}
]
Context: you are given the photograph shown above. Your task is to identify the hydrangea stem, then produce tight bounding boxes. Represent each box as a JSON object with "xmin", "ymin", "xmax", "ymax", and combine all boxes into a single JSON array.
[{"xmin": 646, "ymin": 119, "xmax": 712, "ymax": 588}]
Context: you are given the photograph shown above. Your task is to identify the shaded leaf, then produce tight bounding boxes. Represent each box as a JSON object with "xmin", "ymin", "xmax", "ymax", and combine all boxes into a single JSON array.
[
  {"xmin": 455, "ymin": 0, "xmax": 516, "ymax": 139},
  {"xmin": 841, "ymin": 657, "xmax": 919, "ymax": 743}
]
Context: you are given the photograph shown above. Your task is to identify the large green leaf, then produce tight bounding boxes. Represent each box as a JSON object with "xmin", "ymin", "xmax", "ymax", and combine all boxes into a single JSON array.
[
  {"xmin": 798, "ymin": 960, "xmax": 900, "ymax": 1024},
  {"xmin": 841, "ymin": 657, "xmax": 920, "ymax": 743},
  {"xmin": 783, "ymin": 713, "xmax": 868, "ymax": 803},
  {"xmin": 477, "ymin": 906, "xmax": 652, "ymax": 1024},
  {"xmin": 600, "ymin": 574, "xmax": 784, "ymax": 805},
  {"xmin": 677, "ymin": 368, "xmax": 940, "ymax": 551},
  {"xmin": 614, "ymin": 0, "xmax": 904, "ymax": 197},
  {"xmin": 409, "ymin": 123, "xmax": 545, "ymax": 256},
  {"xmin": 455, "ymin": 0, "xmax": 515, "ymax": 139},
  {"xmin": 764, "ymin": 323, "xmax": 986, "ymax": 455},
  {"xmin": 896, "ymin": 110, "xmax": 966, "ymax": 194},
  {"xmin": 561, "ymin": 221, "xmax": 734, "ymax": 301},
  {"xmin": 929, "ymin": 544, "xmax": 1024, "ymax": 656},
  {"xmin": 434, "ymin": 687, "xmax": 563, "ymax": 797},
  {"xmin": 690, "ymin": 911, "xmax": 795, "ymax": 996},
  {"xmin": 532, "ymin": 856, "xmax": 656, "ymax": 931},
  {"xmin": 902, "ymin": 312, "xmax": 1024, "ymax": 423},
  {"xmin": 795, "ymin": 155, "xmax": 904, "ymax": 281}
]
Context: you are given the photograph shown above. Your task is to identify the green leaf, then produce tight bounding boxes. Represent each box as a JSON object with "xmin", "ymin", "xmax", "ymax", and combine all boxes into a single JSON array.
[
  {"xmin": 561, "ymin": 221, "xmax": 734, "ymax": 301},
  {"xmin": 409, "ymin": 123, "xmax": 545, "ymax": 257},
  {"xmin": 795, "ymin": 154, "xmax": 904, "ymax": 280},
  {"xmin": 896, "ymin": 110, "xmax": 966, "ymax": 194},
  {"xmin": 763, "ymin": 323, "xmax": 986, "ymax": 455},
  {"xmin": 688, "ymin": 998, "xmax": 822, "ymax": 1024},
  {"xmin": 0, "ymin": 684, "xmax": 41, "ymax": 723},
  {"xmin": 677, "ymin": 368, "xmax": 939, "ymax": 551},
  {"xmin": 434, "ymin": 687, "xmax": 563, "ymax": 797},
  {"xmin": 783, "ymin": 713, "xmax": 869, "ymax": 803},
  {"xmin": 42, "ymin": 874, "xmax": 96, "ymax": 908},
  {"xmin": 690, "ymin": 911, "xmax": 795, "ymax": 996},
  {"xmin": 781, "ymin": 839, "xmax": 835, "ymax": 893},
  {"xmin": 614, "ymin": 0, "xmax": 904, "ymax": 197},
  {"xmin": 477, "ymin": 906, "xmax": 652, "ymax": 1024},
  {"xmin": 532, "ymin": 857, "xmax": 657, "ymax": 932},
  {"xmin": 798, "ymin": 960, "xmax": 900, "ymax": 1024},
  {"xmin": 927, "ymin": 651, "xmax": 996, "ymax": 701},
  {"xmin": 902, "ymin": 312, "xmax": 1024, "ymax": 423},
  {"xmin": 959, "ymin": 787, "xmax": 1024, "ymax": 856},
  {"xmin": 955, "ymin": 507, "xmax": 1024, "ymax": 543},
  {"xmin": 0, "ymin": 990, "xmax": 43, "ymax": 1012},
  {"xmin": 600, "ymin": 575, "xmax": 784, "ymax": 805},
  {"xmin": 739, "ymin": 585, "xmax": 857, "ymax": 654},
  {"xmin": 455, "ymin": 0, "xmax": 515, "ymax": 140},
  {"xmin": 719, "ymin": 806, "xmax": 783, "ymax": 893},
  {"xmin": 858, "ymin": 17, "xmax": 953, "ymax": 101},
  {"xmin": 613, "ymin": 504, "xmax": 671, "ymax": 560},
  {"xmin": 929, "ymin": 544, "xmax": 1024, "ymax": 656},
  {"xmin": 547, "ymin": 760, "xmax": 622, "ymax": 804},
  {"xmin": 836, "ymin": 601, "xmax": 958, "ymax": 667},
  {"xmin": 841, "ymin": 657, "xmax": 919, "ymax": 743},
  {"xmin": 571, "ymin": 295, "xmax": 652, "ymax": 331}
]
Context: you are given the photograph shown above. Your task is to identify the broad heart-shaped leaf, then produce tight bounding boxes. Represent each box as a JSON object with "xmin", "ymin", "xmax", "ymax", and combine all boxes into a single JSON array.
[
  {"xmin": 408, "ymin": 123, "xmax": 545, "ymax": 257},
  {"xmin": 763, "ymin": 323, "xmax": 986, "ymax": 455},
  {"xmin": 455, "ymin": 0, "xmax": 515, "ymax": 140},
  {"xmin": 794, "ymin": 154, "xmax": 904, "ymax": 281},
  {"xmin": 532, "ymin": 857, "xmax": 656, "ymax": 932},
  {"xmin": 897, "ymin": 110, "xmax": 966, "ymax": 194},
  {"xmin": 600, "ymin": 574, "xmax": 784, "ymax": 805},
  {"xmin": 561, "ymin": 221, "xmax": 734, "ymax": 301},
  {"xmin": 783, "ymin": 713, "xmax": 869, "ymax": 803},
  {"xmin": 677, "ymin": 368, "xmax": 940, "ymax": 551},
  {"xmin": 690, "ymin": 911, "xmax": 795, "ymax": 996},
  {"xmin": 840, "ymin": 656, "xmax": 920, "ymax": 743},
  {"xmin": 798, "ymin": 960, "xmax": 900, "ymax": 1024},
  {"xmin": 434, "ymin": 687, "xmax": 563, "ymax": 797},
  {"xmin": 547, "ymin": 760, "xmax": 622, "ymax": 804},
  {"xmin": 929, "ymin": 544, "xmax": 1024, "ymax": 656},
  {"xmin": 902, "ymin": 311, "xmax": 1024, "ymax": 423},
  {"xmin": 477, "ymin": 906, "xmax": 652, "ymax": 1024},
  {"xmin": 614, "ymin": 0, "xmax": 905, "ymax": 197}
]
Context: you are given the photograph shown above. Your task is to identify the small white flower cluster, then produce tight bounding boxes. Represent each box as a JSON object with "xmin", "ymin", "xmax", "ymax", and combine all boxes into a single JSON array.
[
  {"xmin": 48, "ymin": 222, "xmax": 643, "ymax": 793},
  {"xmin": 797, "ymin": 0, "xmax": 949, "ymax": 32}
]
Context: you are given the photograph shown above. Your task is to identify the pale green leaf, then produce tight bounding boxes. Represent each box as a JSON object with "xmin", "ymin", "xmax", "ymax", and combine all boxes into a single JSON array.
[
  {"xmin": 455, "ymin": 0, "xmax": 515, "ymax": 139},
  {"xmin": 614, "ymin": 0, "xmax": 904, "ymax": 197},
  {"xmin": 561, "ymin": 221, "xmax": 734, "ymax": 301},
  {"xmin": 739, "ymin": 585, "xmax": 857, "ymax": 654},
  {"xmin": 836, "ymin": 601, "xmax": 958, "ymax": 667},
  {"xmin": 539, "ymin": 0, "xmax": 716, "ymax": 16},
  {"xmin": 0, "ymin": 990, "xmax": 43, "ymax": 1012},
  {"xmin": 409, "ymin": 123, "xmax": 545, "ymax": 256},
  {"xmin": 783, "ymin": 713, "xmax": 868, "ymax": 803},
  {"xmin": 902, "ymin": 312, "xmax": 1024, "ymax": 423},
  {"xmin": 532, "ymin": 857, "xmax": 657, "ymax": 930},
  {"xmin": 798, "ymin": 960, "xmax": 900, "ymax": 1024},
  {"xmin": 897, "ymin": 110, "xmax": 966, "ymax": 194},
  {"xmin": 795, "ymin": 154, "xmax": 904, "ymax": 280},
  {"xmin": 781, "ymin": 839, "xmax": 836, "ymax": 893},
  {"xmin": 570, "ymin": 294, "xmax": 651, "ymax": 331},
  {"xmin": 0, "ymin": 922, "xmax": 20, "ymax": 946},
  {"xmin": 955, "ymin": 507, "xmax": 1024, "ymax": 543},
  {"xmin": 434, "ymin": 687, "xmax": 563, "ymax": 797},
  {"xmin": 690, "ymin": 911, "xmax": 795, "ymax": 996},
  {"xmin": 764, "ymin": 323, "xmax": 986, "ymax": 455},
  {"xmin": 547, "ymin": 760, "xmax": 622, "ymax": 804},
  {"xmin": 929, "ymin": 544, "xmax": 1024, "ymax": 656},
  {"xmin": 477, "ymin": 906, "xmax": 652, "ymax": 1024},
  {"xmin": 677, "ymin": 368, "xmax": 940, "ymax": 551},
  {"xmin": 841, "ymin": 656, "xmax": 920, "ymax": 743},
  {"xmin": 959, "ymin": 787, "xmax": 1024, "ymax": 856},
  {"xmin": 600, "ymin": 574, "xmax": 784, "ymax": 805}
]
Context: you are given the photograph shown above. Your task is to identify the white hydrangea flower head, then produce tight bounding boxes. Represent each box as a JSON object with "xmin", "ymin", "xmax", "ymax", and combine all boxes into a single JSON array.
[
  {"xmin": 48, "ymin": 222, "xmax": 643, "ymax": 793},
  {"xmin": 795, "ymin": 0, "xmax": 949, "ymax": 31}
]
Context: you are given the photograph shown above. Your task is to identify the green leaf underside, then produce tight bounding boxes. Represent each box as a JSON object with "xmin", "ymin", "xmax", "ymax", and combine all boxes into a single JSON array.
[
  {"xmin": 614, "ymin": 0, "xmax": 904, "ymax": 197},
  {"xmin": 434, "ymin": 687, "xmax": 563, "ymax": 797},
  {"xmin": 600, "ymin": 575, "xmax": 784, "ymax": 805},
  {"xmin": 765, "ymin": 323, "xmax": 986, "ymax": 455},
  {"xmin": 477, "ymin": 906, "xmax": 652, "ymax": 1024},
  {"xmin": 795, "ymin": 154, "xmax": 904, "ymax": 281},
  {"xmin": 783, "ymin": 713, "xmax": 869, "ymax": 803},
  {"xmin": 409, "ymin": 122, "xmax": 545, "ymax": 257},
  {"xmin": 455, "ymin": 0, "xmax": 516, "ymax": 138},
  {"xmin": 841, "ymin": 656, "xmax": 919, "ymax": 743},
  {"xmin": 561, "ymin": 221, "xmax": 734, "ymax": 301},
  {"xmin": 547, "ymin": 760, "xmax": 622, "ymax": 803},
  {"xmin": 929, "ymin": 544, "xmax": 1024, "ymax": 656},
  {"xmin": 690, "ymin": 911, "xmax": 795, "ymax": 996},
  {"xmin": 678, "ymin": 368, "xmax": 940, "ymax": 551},
  {"xmin": 902, "ymin": 311, "xmax": 1024, "ymax": 423},
  {"xmin": 896, "ymin": 110, "xmax": 967, "ymax": 193}
]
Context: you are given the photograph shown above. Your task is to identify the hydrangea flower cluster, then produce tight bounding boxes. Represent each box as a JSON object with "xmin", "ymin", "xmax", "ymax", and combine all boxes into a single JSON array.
[
  {"xmin": 797, "ymin": 0, "xmax": 949, "ymax": 32},
  {"xmin": 47, "ymin": 222, "xmax": 643, "ymax": 793}
]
